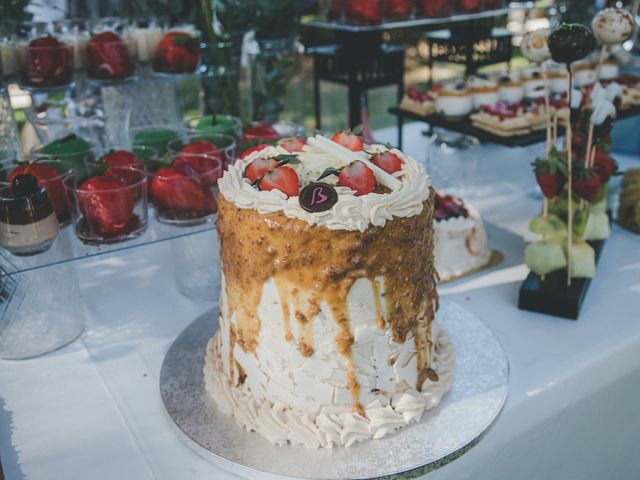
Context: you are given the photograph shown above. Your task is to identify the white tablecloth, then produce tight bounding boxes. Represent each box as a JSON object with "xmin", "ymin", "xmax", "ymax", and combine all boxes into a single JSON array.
[{"xmin": 1, "ymin": 123, "xmax": 639, "ymax": 480}]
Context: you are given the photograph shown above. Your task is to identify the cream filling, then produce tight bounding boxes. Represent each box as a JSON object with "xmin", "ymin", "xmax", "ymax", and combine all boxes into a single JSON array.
[
  {"xmin": 203, "ymin": 322, "xmax": 454, "ymax": 449},
  {"xmin": 434, "ymin": 205, "xmax": 491, "ymax": 281},
  {"xmin": 218, "ymin": 143, "xmax": 431, "ymax": 233}
]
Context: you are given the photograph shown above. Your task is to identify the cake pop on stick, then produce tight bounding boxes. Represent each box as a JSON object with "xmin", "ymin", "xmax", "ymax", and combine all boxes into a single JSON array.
[
  {"xmin": 548, "ymin": 23, "xmax": 596, "ymax": 286},
  {"xmin": 592, "ymin": 8, "xmax": 635, "ymax": 77},
  {"xmin": 521, "ymin": 29, "xmax": 552, "ymax": 153}
]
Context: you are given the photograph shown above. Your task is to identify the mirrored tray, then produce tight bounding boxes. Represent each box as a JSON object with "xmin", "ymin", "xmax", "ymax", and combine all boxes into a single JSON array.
[{"xmin": 160, "ymin": 301, "xmax": 510, "ymax": 480}]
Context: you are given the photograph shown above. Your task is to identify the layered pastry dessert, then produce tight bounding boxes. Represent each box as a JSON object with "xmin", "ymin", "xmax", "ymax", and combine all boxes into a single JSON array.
[
  {"xmin": 548, "ymin": 63, "xmax": 569, "ymax": 94},
  {"xmin": 400, "ymin": 85, "xmax": 436, "ymax": 116},
  {"xmin": 497, "ymin": 72, "xmax": 524, "ymax": 104},
  {"xmin": 470, "ymin": 101, "xmax": 544, "ymax": 137},
  {"xmin": 204, "ymin": 134, "xmax": 454, "ymax": 448},
  {"xmin": 572, "ymin": 60, "xmax": 596, "ymax": 88},
  {"xmin": 433, "ymin": 192, "xmax": 492, "ymax": 281}
]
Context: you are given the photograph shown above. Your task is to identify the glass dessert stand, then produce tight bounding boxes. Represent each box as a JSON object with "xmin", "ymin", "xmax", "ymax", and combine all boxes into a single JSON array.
[
  {"xmin": 160, "ymin": 301, "xmax": 509, "ymax": 480},
  {"xmin": 0, "ymin": 212, "xmax": 215, "ymax": 360}
]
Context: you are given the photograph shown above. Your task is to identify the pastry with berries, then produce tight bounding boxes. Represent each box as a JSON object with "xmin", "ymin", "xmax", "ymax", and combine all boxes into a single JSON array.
[
  {"xmin": 432, "ymin": 192, "xmax": 492, "ymax": 282},
  {"xmin": 203, "ymin": 133, "xmax": 455, "ymax": 449},
  {"xmin": 400, "ymin": 85, "xmax": 437, "ymax": 116}
]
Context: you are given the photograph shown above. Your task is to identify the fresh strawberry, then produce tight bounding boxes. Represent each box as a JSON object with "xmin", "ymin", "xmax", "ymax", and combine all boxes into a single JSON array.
[
  {"xmin": 153, "ymin": 31, "xmax": 200, "ymax": 74},
  {"xmin": 371, "ymin": 151, "xmax": 402, "ymax": 174},
  {"xmin": 23, "ymin": 36, "xmax": 72, "ymax": 87},
  {"xmin": 592, "ymin": 151, "xmax": 617, "ymax": 182},
  {"xmin": 244, "ymin": 157, "xmax": 279, "ymax": 182},
  {"xmin": 242, "ymin": 123, "xmax": 280, "ymax": 142},
  {"xmin": 345, "ymin": 0, "xmax": 382, "ymax": 24},
  {"xmin": 331, "ymin": 130, "xmax": 363, "ymax": 152},
  {"xmin": 574, "ymin": 171, "xmax": 602, "ymax": 202},
  {"xmin": 240, "ymin": 143, "xmax": 272, "ymax": 160},
  {"xmin": 179, "ymin": 141, "xmax": 220, "ymax": 158},
  {"xmin": 9, "ymin": 162, "xmax": 68, "ymax": 220},
  {"xmin": 258, "ymin": 166, "xmax": 299, "ymax": 197},
  {"xmin": 338, "ymin": 161, "xmax": 376, "ymax": 196},
  {"xmin": 78, "ymin": 174, "xmax": 135, "ymax": 238},
  {"xmin": 151, "ymin": 165, "xmax": 216, "ymax": 214},
  {"xmin": 532, "ymin": 153, "xmax": 567, "ymax": 199},
  {"xmin": 99, "ymin": 150, "xmax": 143, "ymax": 185},
  {"xmin": 86, "ymin": 31, "xmax": 133, "ymax": 80},
  {"xmin": 278, "ymin": 136, "xmax": 306, "ymax": 153}
]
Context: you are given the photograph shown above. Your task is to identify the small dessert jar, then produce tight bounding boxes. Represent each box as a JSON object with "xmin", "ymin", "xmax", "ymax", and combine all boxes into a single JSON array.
[
  {"xmin": 131, "ymin": 125, "xmax": 181, "ymax": 157},
  {"xmin": 0, "ymin": 173, "xmax": 59, "ymax": 256},
  {"xmin": 415, "ymin": 0, "xmax": 452, "ymax": 17},
  {"xmin": 455, "ymin": 0, "xmax": 481, "ymax": 14},
  {"xmin": 18, "ymin": 35, "xmax": 74, "ymax": 90},
  {"xmin": 345, "ymin": 0, "xmax": 383, "ymax": 25},
  {"xmin": 53, "ymin": 19, "xmax": 90, "ymax": 72},
  {"xmin": 64, "ymin": 166, "xmax": 148, "ymax": 244},
  {"xmin": 0, "ymin": 36, "xmax": 20, "ymax": 81},
  {"xmin": 383, "ymin": 0, "xmax": 414, "ymax": 22},
  {"xmin": 86, "ymin": 21, "xmax": 135, "ymax": 82},
  {"xmin": 168, "ymin": 132, "xmax": 237, "ymax": 168},
  {"xmin": 7, "ymin": 161, "xmax": 74, "ymax": 225},
  {"xmin": 240, "ymin": 120, "xmax": 306, "ymax": 152},
  {"xmin": 150, "ymin": 141, "xmax": 225, "ymax": 226},
  {"xmin": 186, "ymin": 114, "xmax": 244, "ymax": 140},
  {"xmin": 152, "ymin": 25, "xmax": 201, "ymax": 76},
  {"xmin": 130, "ymin": 16, "xmax": 166, "ymax": 68},
  {"xmin": 436, "ymin": 83, "xmax": 473, "ymax": 120}
]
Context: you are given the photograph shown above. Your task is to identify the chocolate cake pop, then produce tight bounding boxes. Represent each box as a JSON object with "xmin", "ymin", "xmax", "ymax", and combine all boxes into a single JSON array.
[
  {"xmin": 592, "ymin": 8, "xmax": 635, "ymax": 46},
  {"xmin": 521, "ymin": 29, "xmax": 550, "ymax": 64},
  {"xmin": 548, "ymin": 24, "xmax": 596, "ymax": 65}
]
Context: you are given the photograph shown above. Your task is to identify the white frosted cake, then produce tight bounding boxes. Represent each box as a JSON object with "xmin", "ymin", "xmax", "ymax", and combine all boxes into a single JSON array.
[
  {"xmin": 433, "ymin": 192, "xmax": 492, "ymax": 282},
  {"xmin": 203, "ymin": 135, "xmax": 454, "ymax": 448}
]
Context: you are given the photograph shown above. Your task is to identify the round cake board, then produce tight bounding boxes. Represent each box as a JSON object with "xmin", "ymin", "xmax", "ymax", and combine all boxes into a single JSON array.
[{"xmin": 160, "ymin": 301, "xmax": 510, "ymax": 480}]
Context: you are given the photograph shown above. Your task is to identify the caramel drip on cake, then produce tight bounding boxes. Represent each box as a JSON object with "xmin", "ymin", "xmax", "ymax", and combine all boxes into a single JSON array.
[
  {"xmin": 216, "ymin": 190, "xmax": 438, "ymax": 407},
  {"xmin": 372, "ymin": 279, "xmax": 385, "ymax": 329}
]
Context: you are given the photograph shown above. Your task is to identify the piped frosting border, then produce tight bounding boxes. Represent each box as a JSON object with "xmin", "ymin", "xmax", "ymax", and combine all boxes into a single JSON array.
[
  {"xmin": 203, "ymin": 322, "xmax": 454, "ymax": 449},
  {"xmin": 218, "ymin": 145, "xmax": 431, "ymax": 232}
]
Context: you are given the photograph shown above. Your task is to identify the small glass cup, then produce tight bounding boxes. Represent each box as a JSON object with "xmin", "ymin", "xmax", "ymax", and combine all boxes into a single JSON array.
[
  {"xmin": 167, "ymin": 132, "xmax": 237, "ymax": 167},
  {"xmin": 152, "ymin": 25, "xmax": 201, "ymax": 77},
  {"xmin": 6, "ymin": 160, "xmax": 73, "ymax": 225},
  {"xmin": 172, "ymin": 228, "xmax": 220, "ymax": 302},
  {"xmin": 64, "ymin": 166, "xmax": 148, "ymax": 245},
  {"xmin": 240, "ymin": 120, "xmax": 305, "ymax": 152},
  {"xmin": 150, "ymin": 151, "xmax": 223, "ymax": 226},
  {"xmin": 18, "ymin": 36, "xmax": 74, "ymax": 90},
  {"xmin": 31, "ymin": 139, "xmax": 97, "ymax": 182},
  {"xmin": 86, "ymin": 21, "xmax": 135, "ymax": 82},
  {"xmin": 186, "ymin": 114, "xmax": 243, "ymax": 140},
  {"xmin": 53, "ymin": 19, "xmax": 90, "ymax": 71},
  {"xmin": 130, "ymin": 124, "xmax": 182, "ymax": 156},
  {"xmin": 130, "ymin": 16, "xmax": 166, "ymax": 67},
  {"xmin": 427, "ymin": 131, "xmax": 480, "ymax": 197},
  {"xmin": 0, "ymin": 36, "xmax": 20, "ymax": 81}
]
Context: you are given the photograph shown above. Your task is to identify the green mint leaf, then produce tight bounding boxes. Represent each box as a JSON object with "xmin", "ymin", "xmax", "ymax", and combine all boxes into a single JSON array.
[{"xmin": 317, "ymin": 167, "xmax": 342, "ymax": 181}]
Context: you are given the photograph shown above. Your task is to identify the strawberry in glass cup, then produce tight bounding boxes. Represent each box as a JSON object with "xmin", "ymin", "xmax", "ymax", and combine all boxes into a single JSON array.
[
  {"xmin": 22, "ymin": 36, "xmax": 73, "ymax": 88},
  {"xmin": 383, "ymin": 0, "xmax": 413, "ymax": 21},
  {"xmin": 416, "ymin": 0, "xmax": 452, "ymax": 18},
  {"xmin": 152, "ymin": 31, "xmax": 200, "ymax": 75},
  {"xmin": 345, "ymin": 0, "xmax": 382, "ymax": 25},
  {"xmin": 86, "ymin": 31, "xmax": 134, "ymax": 80}
]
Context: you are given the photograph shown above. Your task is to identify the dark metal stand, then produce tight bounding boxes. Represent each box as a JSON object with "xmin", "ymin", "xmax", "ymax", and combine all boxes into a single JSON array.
[{"xmin": 309, "ymin": 38, "xmax": 405, "ymax": 130}]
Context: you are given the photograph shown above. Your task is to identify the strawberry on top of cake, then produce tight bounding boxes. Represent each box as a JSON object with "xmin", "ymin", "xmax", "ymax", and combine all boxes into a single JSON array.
[{"xmin": 221, "ymin": 131, "xmax": 430, "ymax": 232}]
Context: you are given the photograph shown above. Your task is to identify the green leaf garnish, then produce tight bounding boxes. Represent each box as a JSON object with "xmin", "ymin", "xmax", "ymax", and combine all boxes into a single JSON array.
[
  {"xmin": 317, "ymin": 167, "xmax": 342, "ymax": 181},
  {"xmin": 275, "ymin": 154, "xmax": 301, "ymax": 166}
]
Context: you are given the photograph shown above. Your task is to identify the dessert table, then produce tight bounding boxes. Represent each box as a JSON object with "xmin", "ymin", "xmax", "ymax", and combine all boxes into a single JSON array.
[{"xmin": 1, "ymin": 122, "xmax": 639, "ymax": 480}]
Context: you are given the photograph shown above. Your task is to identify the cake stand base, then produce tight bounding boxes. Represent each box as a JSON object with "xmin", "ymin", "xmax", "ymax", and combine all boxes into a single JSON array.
[{"xmin": 160, "ymin": 301, "xmax": 509, "ymax": 480}]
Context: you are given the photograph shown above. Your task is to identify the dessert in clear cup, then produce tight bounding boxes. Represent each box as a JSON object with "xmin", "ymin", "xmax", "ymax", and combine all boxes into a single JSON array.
[
  {"xmin": 435, "ymin": 82, "xmax": 473, "ymax": 120},
  {"xmin": 203, "ymin": 132, "xmax": 454, "ymax": 448},
  {"xmin": 64, "ymin": 164, "xmax": 148, "ymax": 244},
  {"xmin": 152, "ymin": 26, "xmax": 200, "ymax": 75},
  {"xmin": 19, "ymin": 36, "xmax": 73, "ymax": 89},
  {"xmin": 497, "ymin": 72, "xmax": 525, "ymax": 104},
  {"xmin": 86, "ymin": 30, "xmax": 135, "ymax": 81},
  {"xmin": 0, "ymin": 173, "xmax": 59, "ymax": 256},
  {"xmin": 468, "ymin": 75, "xmax": 499, "ymax": 110}
]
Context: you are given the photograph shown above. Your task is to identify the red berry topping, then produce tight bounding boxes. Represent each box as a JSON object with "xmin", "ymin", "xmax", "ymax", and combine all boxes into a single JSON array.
[
  {"xmin": 592, "ymin": 151, "xmax": 617, "ymax": 183},
  {"xmin": 153, "ymin": 32, "xmax": 200, "ymax": 74},
  {"xmin": 78, "ymin": 174, "xmax": 135, "ymax": 237},
  {"xmin": 338, "ymin": 161, "xmax": 376, "ymax": 196},
  {"xmin": 331, "ymin": 130, "xmax": 363, "ymax": 152},
  {"xmin": 434, "ymin": 193, "xmax": 469, "ymax": 221},
  {"xmin": 574, "ymin": 172, "xmax": 602, "ymax": 202},
  {"xmin": 278, "ymin": 136, "xmax": 306, "ymax": 153},
  {"xmin": 151, "ymin": 165, "xmax": 216, "ymax": 213},
  {"xmin": 86, "ymin": 31, "xmax": 133, "ymax": 80},
  {"xmin": 245, "ymin": 157, "xmax": 279, "ymax": 182},
  {"xmin": 371, "ymin": 151, "xmax": 402, "ymax": 174},
  {"xmin": 99, "ymin": 150, "xmax": 143, "ymax": 185},
  {"xmin": 258, "ymin": 166, "xmax": 300, "ymax": 197},
  {"xmin": 243, "ymin": 123, "xmax": 280, "ymax": 142},
  {"xmin": 240, "ymin": 143, "xmax": 272, "ymax": 160}
]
